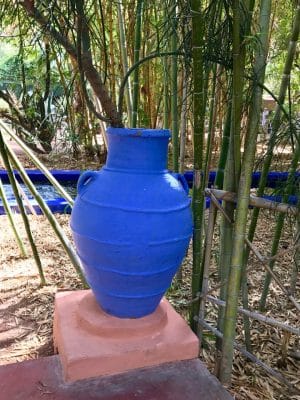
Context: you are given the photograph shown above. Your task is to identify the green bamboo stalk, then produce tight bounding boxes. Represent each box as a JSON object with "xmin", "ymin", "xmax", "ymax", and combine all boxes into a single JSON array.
[
  {"xmin": 216, "ymin": 0, "xmax": 245, "ymax": 353},
  {"xmin": 179, "ymin": 66, "xmax": 188, "ymax": 174},
  {"xmin": 240, "ymin": 0, "xmax": 273, "ymax": 351},
  {"xmin": 230, "ymin": 0, "xmax": 242, "ymax": 187},
  {"xmin": 214, "ymin": 99, "xmax": 232, "ymax": 189},
  {"xmin": 163, "ymin": 5, "xmax": 169, "ymax": 131},
  {"xmin": 132, "ymin": 0, "xmax": 144, "ymax": 128},
  {"xmin": 0, "ymin": 120, "xmax": 73, "ymax": 207},
  {"xmin": 163, "ymin": 56, "xmax": 169, "ymax": 129},
  {"xmin": 203, "ymin": 64, "xmax": 217, "ymax": 186},
  {"xmin": 190, "ymin": 0, "xmax": 205, "ymax": 331},
  {"xmin": 260, "ymin": 144, "xmax": 300, "ymax": 310},
  {"xmin": 0, "ymin": 178, "xmax": 27, "ymax": 257},
  {"xmin": 117, "ymin": 1, "xmax": 132, "ymax": 126},
  {"xmin": 170, "ymin": 2, "xmax": 179, "ymax": 172},
  {"xmin": 216, "ymin": 0, "xmax": 255, "ymax": 356},
  {"xmin": 0, "ymin": 132, "xmax": 46, "ymax": 285},
  {"xmin": 244, "ymin": 0, "xmax": 300, "ymax": 270},
  {"xmin": 2, "ymin": 136, "xmax": 88, "ymax": 287},
  {"xmin": 219, "ymin": 0, "xmax": 272, "ymax": 383},
  {"xmin": 176, "ymin": 66, "xmax": 188, "ymax": 282}
]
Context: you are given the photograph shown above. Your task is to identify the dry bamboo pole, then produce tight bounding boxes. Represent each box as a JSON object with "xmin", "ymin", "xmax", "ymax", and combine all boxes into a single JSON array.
[
  {"xmin": 196, "ymin": 319, "xmax": 298, "ymax": 393},
  {"xmin": 0, "ymin": 179, "xmax": 27, "ymax": 257},
  {"xmin": 0, "ymin": 133, "xmax": 45, "ymax": 285},
  {"xmin": 206, "ymin": 188, "xmax": 298, "ymax": 215},
  {"xmin": 206, "ymin": 296, "xmax": 300, "ymax": 336},
  {"xmin": 2, "ymin": 137, "xmax": 88, "ymax": 287},
  {"xmin": 0, "ymin": 120, "xmax": 73, "ymax": 206}
]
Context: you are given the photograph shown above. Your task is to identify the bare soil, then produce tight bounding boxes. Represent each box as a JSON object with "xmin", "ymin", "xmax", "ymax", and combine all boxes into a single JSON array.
[{"xmin": 0, "ymin": 211, "xmax": 299, "ymax": 400}]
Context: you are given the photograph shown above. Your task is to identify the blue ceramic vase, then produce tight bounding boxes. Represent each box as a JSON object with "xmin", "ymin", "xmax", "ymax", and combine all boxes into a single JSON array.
[{"xmin": 70, "ymin": 127, "xmax": 193, "ymax": 318}]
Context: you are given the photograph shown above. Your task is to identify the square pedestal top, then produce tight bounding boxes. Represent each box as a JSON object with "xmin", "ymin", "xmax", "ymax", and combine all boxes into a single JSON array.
[{"xmin": 54, "ymin": 290, "xmax": 199, "ymax": 382}]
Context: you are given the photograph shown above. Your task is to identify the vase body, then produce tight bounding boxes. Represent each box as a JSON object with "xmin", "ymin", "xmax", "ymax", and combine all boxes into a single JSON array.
[{"xmin": 70, "ymin": 128, "xmax": 192, "ymax": 318}]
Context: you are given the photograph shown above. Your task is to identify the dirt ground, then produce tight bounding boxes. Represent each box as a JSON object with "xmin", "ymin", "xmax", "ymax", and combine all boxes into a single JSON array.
[{"xmin": 0, "ymin": 211, "xmax": 299, "ymax": 400}]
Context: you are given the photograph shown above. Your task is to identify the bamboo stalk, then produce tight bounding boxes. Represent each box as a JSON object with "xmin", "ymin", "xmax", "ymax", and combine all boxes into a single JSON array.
[
  {"xmin": 214, "ymin": 99, "xmax": 231, "ymax": 189},
  {"xmin": 179, "ymin": 66, "xmax": 188, "ymax": 174},
  {"xmin": 215, "ymin": 100, "xmax": 234, "ymax": 356},
  {"xmin": 2, "ymin": 136, "xmax": 88, "ymax": 287},
  {"xmin": 217, "ymin": 43, "xmax": 239, "ymax": 358},
  {"xmin": 0, "ymin": 179, "xmax": 27, "ymax": 257},
  {"xmin": 162, "ymin": 5, "xmax": 169, "ymax": 130},
  {"xmin": 203, "ymin": 65, "xmax": 217, "ymax": 187},
  {"xmin": 217, "ymin": 0, "xmax": 255, "ymax": 362},
  {"xmin": 221, "ymin": 22, "xmax": 291, "ymax": 370},
  {"xmin": 0, "ymin": 133, "xmax": 45, "ymax": 285},
  {"xmin": 190, "ymin": 0, "xmax": 206, "ymax": 332},
  {"xmin": 131, "ymin": 0, "xmax": 144, "ymax": 128},
  {"xmin": 0, "ymin": 120, "xmax": 74, "ymax": 207},
  {"xmin": 117, "ymin": 1, "xmax": 132, "ymax": 126},
  {"xmin": 240, "ymin": 0, "xmax": 272, "ymax": 351},
  {"xmin": 170, "ymin": 1, "xmax": 179, "ymax": 172}
]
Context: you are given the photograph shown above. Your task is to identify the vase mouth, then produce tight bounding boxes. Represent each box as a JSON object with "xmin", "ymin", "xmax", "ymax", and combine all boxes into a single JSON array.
[{"xmin": 107, "ymin": 127, "xmax": 170, "ymax": 138}]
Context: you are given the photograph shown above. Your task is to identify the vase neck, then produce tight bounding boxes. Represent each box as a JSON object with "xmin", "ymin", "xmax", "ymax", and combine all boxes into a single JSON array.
[{"xmin": 105, "ymin": 128, "xmax": 170, "ymax": 172}]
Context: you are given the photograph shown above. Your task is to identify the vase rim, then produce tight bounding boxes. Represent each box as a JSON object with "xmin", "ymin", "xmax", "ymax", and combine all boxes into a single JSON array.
[{"xmin": 107, "ymin": 127, "xmax": 170, "ymax": 138}]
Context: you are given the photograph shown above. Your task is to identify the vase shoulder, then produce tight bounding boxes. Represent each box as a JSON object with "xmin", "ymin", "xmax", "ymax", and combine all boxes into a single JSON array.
[{"xmin": 78, "ymin": 169, "xmax": 190, "ymax": 211}]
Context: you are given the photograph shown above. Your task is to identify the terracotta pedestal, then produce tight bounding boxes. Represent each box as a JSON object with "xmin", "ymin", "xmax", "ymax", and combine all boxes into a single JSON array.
[{"xmin": 53, "ymin": 290, "xmax": 199, "ymax": 382}]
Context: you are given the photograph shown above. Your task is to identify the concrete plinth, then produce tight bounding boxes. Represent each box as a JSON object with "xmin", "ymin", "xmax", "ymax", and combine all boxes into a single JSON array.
[{"xmin": 54, "ymin": 290, "xmax": 199, "ymax": 382}]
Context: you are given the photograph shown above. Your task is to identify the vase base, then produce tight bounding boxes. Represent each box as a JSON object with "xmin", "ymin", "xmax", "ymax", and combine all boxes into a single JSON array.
[
  {"xmin": 77, "ymin": 291, "xmax": 168, "ymax": 337},
  {"xmin": 54, "ymin": 290, "xmax": 199, "ymax": 382}
]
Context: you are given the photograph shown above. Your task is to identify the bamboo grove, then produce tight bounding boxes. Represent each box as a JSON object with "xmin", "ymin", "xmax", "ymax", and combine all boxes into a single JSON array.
[{"xmin": 0, "ymin": 0, "xmax": 299, "ymax": 392}]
